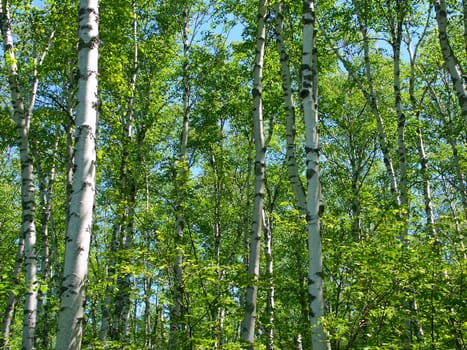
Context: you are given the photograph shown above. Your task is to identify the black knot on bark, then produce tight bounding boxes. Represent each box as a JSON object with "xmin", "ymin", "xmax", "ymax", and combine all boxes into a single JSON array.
[
  {"xmin": 306, "ymin": 168, "xmax": 315, "ymax": 179},
  {"xmin": 300, "ymin": 89, "xmax": 309, "ymax": 99},
  {"xmin": 251, "ymin": 88, "xmax": 261, "ymax": 98}
]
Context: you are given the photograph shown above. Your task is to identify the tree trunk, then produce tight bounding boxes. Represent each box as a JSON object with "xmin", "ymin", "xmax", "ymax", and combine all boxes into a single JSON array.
[
  {"xmin": 407, "ymin": 29, "xmax": 437, "ymax": 239},
  {"xmin": 241, "ymin": 0, "xmax": 268, "ymax": 346},
  {"xmin": 301, "ymin": 1, "xmax": 330, "ymax": 349},
  {"xmin": 34, "ymin": 137, "xmax": 59, "ymax": 350},
  {"xmin": 169, "ymin": 9, "xmax": 191, "ymax": 349},
  {"xmin": 391, "ymin": 4, "xmax": 408, "ymax": 220},
  {"xmin": 464, "ymin": 0, "xmax": 467, "ymax": 57},
  {"xmin": 426, "ymin": 84, "xmax": 467, "ymax": 216},
  {"xmin": 434, "ymin": 0, "xmax": 467, "ymax": 127},
  {"xmin": 356, "ymin": 10, "xmax": 400, "ymax": 206},
  {"xmin": 274, "ymin": 2, "xmax": 307, "ymax": 216},
  {"xmin": 113, "ymin": 2, "xmax": 139, "ymax": 341},
  {"xmin": 0, "ymin": 1, "xmax": 43, "ymax": 348},
  {"xmin": 208, "ymin": 146, "xmax": 225, "ymax": 349},
  {"xmin": 264, "ymin": 209, "xmax": 274, "ymax": 350},
  {"xmin": 55, "ymin": 1, "xmax": 99, "ymax": 349}
]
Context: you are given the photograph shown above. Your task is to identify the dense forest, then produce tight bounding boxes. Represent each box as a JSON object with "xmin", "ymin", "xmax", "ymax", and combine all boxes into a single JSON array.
[{"xmin": 0, "ymin": 0, "xmax": 465, "ymax": 349}]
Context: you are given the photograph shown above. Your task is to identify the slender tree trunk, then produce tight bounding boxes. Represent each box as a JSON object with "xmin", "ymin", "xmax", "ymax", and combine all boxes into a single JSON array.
[
  {"xmin": 143, "ymin": 276, "xmax": 152, "ymax": 348},
  {"xmin": 115, "ymin": 2, "xmax": 139, "ymax": 341},
  {"xmin": 65, "ymin": 87, "xmax": 75, "ymax": 235},
  {"xmin": 34, "ymin": 137, "xmax": 59, "ymax": 350},
  {"xmin": 463, "ymin": 0, "xmax": 467, "ymax": 57},
  {"xmin": 209, "ymin": 146, "xmax": 225, "ymax": 349},
  {"xmin": 357, "ymin": 13, "xmax": 400, "ymax": 206},
  {"xmin": 99, "ymin": 227, "xmax": 117, "ymax": 341},
  {"xmin": 169, "ymin": 9, "xmax": 191, "ymax": 349},
  {"xmin": 0, "ymin": 1, "xmax": 46, "ymax": 347},
  {"xmin": 264, "ymin": 209, "xmax": 274, "ymax": 350},
  {"xmin": 243, "ymin": 139, "xmax": 254, "ymax": 266},
  {"xmin": 416, "ymin": 123, "xmax": 437, "ymax": 235},
  {"xmin": 434, "ymin": 0, "xmax": 467, "ymax": 126},
  {"xmin": 407, "ymin": 31, "xmax": 437, "ymax": 239},
  {"xmin": 275, "ymin": 4, "xmax": 313, "ymax": 343},
  {"xmin": 426, "ymin": 84, "xmax": 467, "ymax": 216},
  {"xmin": 328, "ymin": 11, "xmax": 401, "ymax": 210},
  {"xmin": 241, "ymin": 0, "xmax": 268, "ymax": 346},
  {"xmin": 274, "ymin": 2, "xmax": 307, "ymax": 216},
  {"xmin": 301, "ymin": 1, "xmax": 330, "ymax": 349},
  {"xmin": 391, "ymin": 6, "xmax": 408, "ymax": 220},
  {"xmin": 55, "ymin": 1, "xmax": 99, "ymax": 349},
  {"xmin": 349, "ymin": 138, "xmax": 365, "ymax": 241},
  {"xmin": 389, "ymin": 5, "xmax": 428, "ymax": 345}
]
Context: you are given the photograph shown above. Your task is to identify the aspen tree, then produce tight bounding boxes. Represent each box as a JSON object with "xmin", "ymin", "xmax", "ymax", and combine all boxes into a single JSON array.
[
  {"xmin": 241, "ymin": 0, "xmax": 268, "ymax": 346},
  {"xmin": 433, "ymin": 0, "xmax": 467, "ymax": 215},
  {"xmin": 0, "ymin": 1, "xmax": 52, "ymax": 348},
  {"xmin": 274, "ymin": 2, "xmax": 307, "ymax": 216},
  {"xmin": 301, "ymin": 1, "xmax": 330, "ymax": 349},
  {"xmin": 169, "ymin": 7, "xmax": 191, "ymax": 349},
  {"xmin": 434, "ymin": 0, "xmax": 467, "ymax": 127},
  {"xmin": 389, "ymin": 0, "xmax": 408, "ymax": 219},
  {"xmin": 34, "ymin": 137, "xmax": 59, "ymax": 350},
  {"xmin": 56, "ymin": 1, "xmax": 99, "ymax": 349},
  {"xmin": 263, "ymin": 207, "xmax": 274, "ymax": 350},
  {"xmin": 406, "ymin": 17, "xmax": 437, "ymax": 238}
]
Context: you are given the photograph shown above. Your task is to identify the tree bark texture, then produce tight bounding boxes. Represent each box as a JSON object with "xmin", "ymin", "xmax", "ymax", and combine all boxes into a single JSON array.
[
  {"xmin": 0, "ymin": 1, "xmax": 40, "ymax": 348},
  {"xmin": 241, "ymin": 0, "xmax": 268, "ymax": 346},
  {"xmin": 434, "ymin": 0, "xmax": 467, "ymax": 127},
  {"xmin": 56, "ymin": 1, "xmax": 99, "ymax": 349},
  {"xmin": 264, "ymin": 209, "xmax": 275, "ymax": 350},
  {"xmin": 274, "ymin": 2, "xmax": 307, "ymax": 216},
  {"xmin": 301, "ymin": 1, "xmax": 330, "ymax": 349}
]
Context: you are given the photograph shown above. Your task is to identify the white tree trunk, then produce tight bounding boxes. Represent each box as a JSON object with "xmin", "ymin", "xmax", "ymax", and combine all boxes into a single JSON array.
[
  {"xmin": 274, "ymin": 2, "xmax": 307, "ymax": 216},
  {"xmin": 264, "ymin": 209, "xmax": 275, "ymax": 350},
  {"xmin": 241, "ymin": 0, "xmax": 268, "ymax": 346},
  {"xmin": 301, "ymin": 1, "xmax": 330, "ymax": 349},
  {"xmin": 56, "ymin": 1, "xmax": 99, "ymax": 349},
  {"xmin": 407, "ymin": 29, "xmax": 437, "ymax": 239},
  {"xmin": 34, "ymin": 137, "xmax": 58, "ymax": 350},
  {"xmin": 0, "ymin": 1, "xmax": 44, "ymax": 348},
  {"xmin": 392, "ymin": 16, "xmax": 408, "ymax": 216},
  {"xmin": 434, "ymin": 0, "xmax": 467, "ymax": 127}
]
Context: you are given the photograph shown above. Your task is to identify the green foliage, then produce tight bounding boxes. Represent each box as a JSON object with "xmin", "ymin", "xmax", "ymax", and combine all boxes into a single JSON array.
[{"xmin": 0, "ymin": 0, "xmax": 465, "ymax": 349}]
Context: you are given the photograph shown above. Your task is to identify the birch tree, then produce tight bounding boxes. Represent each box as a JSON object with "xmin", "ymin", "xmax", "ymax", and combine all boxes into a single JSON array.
[
  {"xmin": 0, "ymin": 1, "xmax": 53, "ymax": 348},
  {"xmin": 55, "ymin": 1, "xmax": 99, "ymax": 349},
  {"xmin": 434, "ymin": 0, "xmax": 467, "ymax": 127},
  {"xmin": 241, "ymin": 0, "xmax": 268, "ymax": 346},
  {"xmin": 274, "ymin": 2, "xmax": 307, "ymax": 216},
  {"xmin": 169, "ymin": 7, "xmax": 192, "ymax": 348},
  {"xmin": 301, "ymin": 1, "xmax": 330, "ymax": 348}
]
